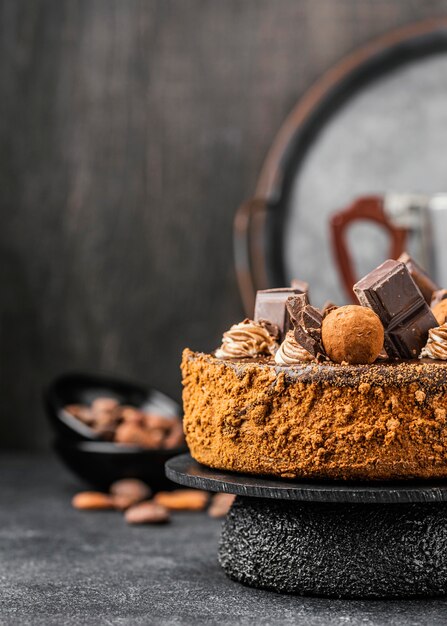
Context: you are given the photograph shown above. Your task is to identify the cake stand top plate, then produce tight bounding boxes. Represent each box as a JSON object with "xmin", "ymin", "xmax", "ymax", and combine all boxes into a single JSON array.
[{"xmin": 166, "ymin": 454, "xmax": 447, "ymax": 504}]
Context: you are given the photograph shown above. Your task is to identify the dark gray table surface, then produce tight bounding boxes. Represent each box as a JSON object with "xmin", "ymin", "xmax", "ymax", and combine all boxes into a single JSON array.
[{"xmin": 2, "ymin": 455, "xmax": 447, "ymax": 626}]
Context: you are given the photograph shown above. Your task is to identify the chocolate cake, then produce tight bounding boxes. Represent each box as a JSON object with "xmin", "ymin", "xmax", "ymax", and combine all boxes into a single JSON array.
[
  {"xmin": 182, "ymin": 351, "xmax": 447, "ymax": 480},
  {"xmin": 182, "ymin": 256, "xmax": 447, "ymax": 481}
]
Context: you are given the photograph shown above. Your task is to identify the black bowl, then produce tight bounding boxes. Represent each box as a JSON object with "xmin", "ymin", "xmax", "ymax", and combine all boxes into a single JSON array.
[
  {"xmin": 54, "ymin": 439, "xmax": 183, "ymax": 491},
  {"xmin": 45, "ymin": 372, "xmax": 187, "ymax": 490}
]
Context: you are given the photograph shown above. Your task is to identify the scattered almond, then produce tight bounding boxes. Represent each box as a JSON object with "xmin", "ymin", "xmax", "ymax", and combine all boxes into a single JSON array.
[
  {"xmin": 72, "ymin": 491, "xmax": 114, "ymax": 510},
  {"xmin": 208, "ymin": 493, "xmax": 235, "ymax": 518},
  {"xmin": 112, "ymin": 494, "xmax": 139, "ymax": 511},
  {"xmin": 125, "ymin": 501, "xmax": 170, "ymax": 525},
  {"xmin": 110, "ymin": 478, "xmax": 151, "ymax": 504},
  {"xmin": 154, "ymin": 489, "xmax": 209, "ymax": 511}
]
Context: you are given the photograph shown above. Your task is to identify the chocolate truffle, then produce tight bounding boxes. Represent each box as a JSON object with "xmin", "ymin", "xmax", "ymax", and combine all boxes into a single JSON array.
[
  {"xmin": 322, "ymin": 305, "xmax": 384, "ymax": 364},
  {"xmin": 433, "ymin": 300, "xmax": 447, "ymax": 326}
]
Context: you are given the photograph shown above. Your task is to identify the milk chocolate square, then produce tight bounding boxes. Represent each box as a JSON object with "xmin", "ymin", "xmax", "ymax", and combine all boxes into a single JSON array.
[{"xmin": 254, "ymin": 287, "xmax": 308, "ymax": 340}]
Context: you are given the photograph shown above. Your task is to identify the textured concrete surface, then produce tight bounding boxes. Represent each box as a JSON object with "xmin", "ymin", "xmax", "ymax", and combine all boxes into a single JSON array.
[
  {"xmin": 220, "ymin": 497, "xmax": 447, "ymax": 598},
  {"xmin": 2, "ymin": 454, "xmax": 447, "ymax": 624}
]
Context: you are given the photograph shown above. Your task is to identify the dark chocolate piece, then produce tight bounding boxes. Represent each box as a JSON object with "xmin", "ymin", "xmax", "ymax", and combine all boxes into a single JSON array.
[
  {"xmin": 322, "ymin": 301, "xmax": 338, "ymax": 317},
  {"xmin": 286, "ymin": 296, "xmax": 325, "ymax": 359},
  {"xmin": 398, "ymin": 252, "xmax": 439, "ymax": 304},
  {"xmin": 353, "ymin": 259, "xmax": 437, "ymax": 359},
  {"xmin": 431, "ymin": 289, "xmax": 447, "ymax": 307},
  {"xmin": 258, "ymin": 319, "xmax": 281, "ymax": 342},
  {"xmin": 285, "ymin": 293, "xmax": 309, "ymax": 323},
  {"xmin": 290, "ymin": 278, "xmax": 309, "ymax": 293},
  {"xmin": 254, "ymin": 287, "xmax": 308, "ymax": 339},
  {"xmin": 295, "ymin": 306, "xmax": 326, "ymax": 359}
]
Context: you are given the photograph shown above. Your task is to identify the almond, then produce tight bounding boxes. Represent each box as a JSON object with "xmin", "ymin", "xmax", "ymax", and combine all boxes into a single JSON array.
[
  {"xmin": 72, "ymin": 491, "xmax": 114, "ymax": 510},
  {"xmin": 163, "ymin": 420, "xmax": 185, "ymax": 449},
  {"xmin": 125, "ymin": 501, "xmax": 170, "ymax": 525},
  {"xmin": 110, "ymin": 478, "xmax": 151, "ymax": 504},
  {"xmin": 112, "ymin": 494, "xmax": 139, "ymax": 511},
  {"xmin": 154, "ymin": 489, "xmax": 208, "ymax": 511},
  {"xmin": 120, "ymin": 407, "xmax": 145, "ymax": 425},
  {"xmin": 64, "ymin": 404, "xmax": 94, "ymax": 425},
  {"xmin": 208, "ymin": 493, "xmax": 235, "ymax": 518},
  {"xmin": 115, "ymin": 422, "xmax": 159, "ymax": 448},
  {"xmin": 92, "ymin": 397, "xmax": 119, "ymax": 412},
  {"xmin": 143, "ymin": 413, "xmax": 174, "ymax": 431}
]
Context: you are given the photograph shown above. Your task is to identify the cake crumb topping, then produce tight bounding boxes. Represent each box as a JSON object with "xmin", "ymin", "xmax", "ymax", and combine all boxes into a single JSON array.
[{"xmin": 181, "ymin": 349, "xmax": 447, "ymax": 481}]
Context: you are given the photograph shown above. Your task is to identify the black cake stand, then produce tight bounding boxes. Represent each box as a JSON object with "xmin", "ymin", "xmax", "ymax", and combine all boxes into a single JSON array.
[{"xmin": 166, "ymin": 453, "xmax": 447, "ymax": 599}]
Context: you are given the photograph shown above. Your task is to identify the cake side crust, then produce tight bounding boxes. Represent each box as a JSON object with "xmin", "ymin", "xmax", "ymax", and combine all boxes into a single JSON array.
[{"xmin": 181, "ymin": 349, "xmax": 447, "ymax": 480}]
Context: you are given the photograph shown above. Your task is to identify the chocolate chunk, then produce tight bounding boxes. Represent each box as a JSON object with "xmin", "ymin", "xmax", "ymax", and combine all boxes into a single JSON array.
[
  {"xmin": 285, "ymin": 293, "xmax": 309, "ymax": 323},
  {"xmin": 398, "ymin": 252, "xmax": 439, "ymax": 304},
  {"xmin": 258, "ymin": 319, "xmax": 281, "ymax": 341},
  {"xmin": 322, "ymin": 301, "xmax": 338, "ymax": 317},
  {"xmin": 295, "ymin": 306, "xmax": 326, "ymax": 359},
  {"xmin": 287, "ymin": 296, "xmax": 325, "ymax": 359},
  {"xmin": 431, "ymin": 289, "xmax": 447, "ymax": 307},
  {"xmin": 290, "ymin": 279, "xmax": 309, "ymax": 293},
  {"xmin": 254, "ymin": 287, "xmax": 308, "ymax": 340},
  {"xmin": 353, "ymin": 259, "xmax": 437, "ymax": 359}
]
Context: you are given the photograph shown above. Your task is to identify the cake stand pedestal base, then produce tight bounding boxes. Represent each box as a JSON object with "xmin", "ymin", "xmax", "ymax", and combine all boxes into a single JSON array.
[
  {"xmin": 219, "ymin": 496, "xmax": 447, "ymax": 598},
  {"xmin": 166, "ymin": 454, "xmax": 447, "ymax": 599}
]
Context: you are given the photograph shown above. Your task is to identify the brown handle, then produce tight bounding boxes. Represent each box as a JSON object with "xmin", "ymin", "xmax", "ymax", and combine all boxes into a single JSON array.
[
  {"xmin": 330, "ymin": 196, "xmax": 408, "ymax": 302},
  {"xmin": 234, "ymin": 198, "xmax": 270, "ymax": 317}
]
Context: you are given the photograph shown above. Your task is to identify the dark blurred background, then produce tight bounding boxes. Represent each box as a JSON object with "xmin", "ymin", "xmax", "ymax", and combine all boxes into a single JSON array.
[{"xmin": 2, "ymin": 0, "xmax": 447, "ymax": 450}]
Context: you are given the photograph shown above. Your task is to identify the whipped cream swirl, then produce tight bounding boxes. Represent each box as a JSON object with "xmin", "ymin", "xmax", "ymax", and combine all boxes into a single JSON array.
[
  {"xmin": 215, "ymin": 319, "xmax": 278, "ymax": 359},
  {"xmin": 420, "ymin": 324, "xmax": 447, "ymax": 360},
  {"xmin": 275, "ymin": 330, "xmax": 314, "ymax": 365}
]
